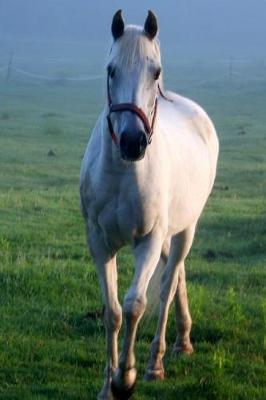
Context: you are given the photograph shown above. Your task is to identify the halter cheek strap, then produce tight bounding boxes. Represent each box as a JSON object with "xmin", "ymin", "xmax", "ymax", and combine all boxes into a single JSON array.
[
  {"xmin": 107, "ymin": 114, "xmax": 119, "ymax": 145},
  {"xmin": 106, "ymin": 74, "xmax": 158, "ymax": 146}
]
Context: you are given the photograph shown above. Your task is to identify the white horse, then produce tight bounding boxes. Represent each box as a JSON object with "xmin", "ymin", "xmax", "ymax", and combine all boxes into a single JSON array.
[{"xmin": 80, "ymin": 10, "xmax": 219, "ymax": 400}]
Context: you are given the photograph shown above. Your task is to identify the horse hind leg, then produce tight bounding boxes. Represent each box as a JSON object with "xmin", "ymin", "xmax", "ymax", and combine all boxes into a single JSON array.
[
  {"xmin": 144, "ymin": 225, "xmax": 196, "ymax": 381},
  {"xmin": 173, "ymin": 261, "xmax": 194, "ymax": 355}
]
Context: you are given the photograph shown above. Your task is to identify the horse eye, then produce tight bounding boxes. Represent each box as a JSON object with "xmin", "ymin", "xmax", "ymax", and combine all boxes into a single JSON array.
[
  {"xmin": 107, "ymin": 65, "xmax": 116, "ymax": 79},
  {"xmin": 154, "ymin": 68, "xmax": 161, "ymax": 81}
]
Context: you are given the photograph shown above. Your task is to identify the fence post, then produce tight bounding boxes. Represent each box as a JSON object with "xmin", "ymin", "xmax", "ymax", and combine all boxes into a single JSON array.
[
  {"xmin": 228, "ymin": 56, "xmax": 233, "ymax": 80},
  {"xmin": 6, "ymin": 53, "xmax": 14, "ymax": 82}
]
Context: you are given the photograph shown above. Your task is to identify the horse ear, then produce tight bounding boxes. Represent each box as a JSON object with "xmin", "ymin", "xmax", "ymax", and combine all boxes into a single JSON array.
[
  {"xmin": 111, "ymin": 10, "xmax": 125, "ymax": 41},
  {"xmin": 144, "ymin": 10, "xmax": 158, "ymax": 40}
]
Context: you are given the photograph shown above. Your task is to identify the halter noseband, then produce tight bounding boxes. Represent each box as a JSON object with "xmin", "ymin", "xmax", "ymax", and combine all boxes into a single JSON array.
[{"xmin": 106, "ymin": 74, "xmax": 158, "ymax": 146}]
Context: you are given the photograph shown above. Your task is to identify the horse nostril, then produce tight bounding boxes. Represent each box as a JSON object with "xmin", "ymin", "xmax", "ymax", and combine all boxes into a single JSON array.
[
  {"xmin": 120, "ymin": 131, "xmax": 128, "ymax": 150},
  {"xmin": 120, "ymin": 130, "xmax": 148, "ymax": 161}
]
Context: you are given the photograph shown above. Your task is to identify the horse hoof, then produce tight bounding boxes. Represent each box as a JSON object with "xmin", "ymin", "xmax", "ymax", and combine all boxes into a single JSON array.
[
  {"xmin": 111, "ymin": 381, "xmax": 136, "ymax": 400},
  {"xmin": 111, "ymin": 368, "xmax": 137, "ymax": 400},
  {"xmin": 144, "ymin": 368, "xmax": 165, "ymax": 381},
  {"xmin": 97, "ymin": 390, "xmax": 114, "ymax": 400},
  {"xmin": 173, "ymin": 342, "xmax": 194, "ymax": 355},
  {"xmin": 97, "ymin": 385, "xmax": 114, "ymax": 400}
]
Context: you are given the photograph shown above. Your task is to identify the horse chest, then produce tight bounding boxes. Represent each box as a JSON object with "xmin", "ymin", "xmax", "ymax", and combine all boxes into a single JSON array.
[{"xmin": 95, "ymin": 185, "xmax": 160, "ymax": 247}]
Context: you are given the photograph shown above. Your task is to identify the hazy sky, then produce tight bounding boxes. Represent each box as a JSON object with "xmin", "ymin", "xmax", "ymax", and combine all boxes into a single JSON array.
[{"xmin": 0, "ymin": 0, "xmax": 266, "ymax": 57}]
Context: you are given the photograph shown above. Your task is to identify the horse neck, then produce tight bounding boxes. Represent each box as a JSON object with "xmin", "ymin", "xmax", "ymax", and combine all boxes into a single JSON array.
[{"xmin": 100, "ymin": 107, "xmax": 123, "ymax": 168}]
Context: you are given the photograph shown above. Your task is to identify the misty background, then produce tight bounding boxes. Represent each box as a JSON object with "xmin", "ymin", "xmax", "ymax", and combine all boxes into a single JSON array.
[{"xmin": 0, "ymin": 0, "xmax": 266, "ymax": 62}]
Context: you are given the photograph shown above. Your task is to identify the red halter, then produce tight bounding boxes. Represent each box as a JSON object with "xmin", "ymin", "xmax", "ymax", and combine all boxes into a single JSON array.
[{"xmin": 106, "ymin": 74, "xmax": 158, "ymax": 146}]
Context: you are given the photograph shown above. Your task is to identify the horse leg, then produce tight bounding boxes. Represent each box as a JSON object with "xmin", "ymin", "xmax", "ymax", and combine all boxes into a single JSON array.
[
  {"xmin": 173, "ymin": 262, "xmax": 194, "ymax": 354},
  {"xmin": 111, "ymin": 232, "xmax": 163, "ymax": 399},
  {"xmin": 98, "ymin": 259, "xmax": 122, "ymax": 400},
  {"xmin": 88, "ymin": 229, "xmax": 122, "ymax": 400},
  {"xmin": 144, "ymin": 225, "xmax": 195, "ymax": 381}
]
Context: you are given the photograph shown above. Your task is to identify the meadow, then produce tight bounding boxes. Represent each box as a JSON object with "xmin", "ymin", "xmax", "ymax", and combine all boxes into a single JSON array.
[{"xmin": 0, "ymin": 53, "xmax": 265, "ymax": 399}]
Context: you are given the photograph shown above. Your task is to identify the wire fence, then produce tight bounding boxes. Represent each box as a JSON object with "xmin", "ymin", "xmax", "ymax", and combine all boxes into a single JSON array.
[
  {"xmin": 11, "ymin": 66, "xmax": 103, "ymax": 82},
  {"xmin": 177, "ymin": 73, "xmax": 229, "ymax": 91},
  {"xmin": 0, "ymin": 58, "xmax": 266, "ymax": 92}
]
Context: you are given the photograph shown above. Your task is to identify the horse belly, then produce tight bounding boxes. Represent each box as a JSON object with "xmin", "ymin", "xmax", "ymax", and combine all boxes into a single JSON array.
[
  {"xmin": 167, "ymin": 139, "xmax": 213, "ymax": 234},
  {"xmin": 168, "ymin": 185, "xmax": 209, "ymax": 234}
]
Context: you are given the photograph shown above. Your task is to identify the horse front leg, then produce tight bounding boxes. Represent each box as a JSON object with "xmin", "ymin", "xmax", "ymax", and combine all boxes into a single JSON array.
[
  {"xmin": 98, "ymin": 259, "xmax": 122, "ymax": 400},
  {"xmin": 88, "ymin": 229, "xmax": 122, "ymax": 400},
  {"xmin": 145, "ymin": 225, "xmax": 195, "ymax": 381},
  {"xmin": 111, "ymin": 232, "xmax": 163, "ymax": 399}
]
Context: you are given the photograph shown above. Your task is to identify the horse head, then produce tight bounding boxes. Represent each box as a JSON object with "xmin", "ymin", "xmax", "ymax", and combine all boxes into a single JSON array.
[{"xmin": 107, "ymin": 10, "xmax": 162, "ymax": 162}]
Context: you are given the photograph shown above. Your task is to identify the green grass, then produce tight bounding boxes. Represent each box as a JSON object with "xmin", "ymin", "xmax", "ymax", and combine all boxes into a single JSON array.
[{"xmin": 0, "ymin": 58, "xmax": 265, "ymax": 399}]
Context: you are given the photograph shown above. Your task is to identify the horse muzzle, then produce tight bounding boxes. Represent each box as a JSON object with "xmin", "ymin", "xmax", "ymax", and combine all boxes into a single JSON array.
[
  {"xmin": 106, "ymin": 74, "xmax": 157, "ymax": 158},
  {"xmin": 120, "ymin": 130, "xmax": 148, "ymax": 161}
]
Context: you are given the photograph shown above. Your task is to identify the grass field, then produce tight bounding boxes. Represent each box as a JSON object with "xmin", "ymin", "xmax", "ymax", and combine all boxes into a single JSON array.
[{"xmin": 0, "ymin": 55, "xmax": 265, "ymax": 399}]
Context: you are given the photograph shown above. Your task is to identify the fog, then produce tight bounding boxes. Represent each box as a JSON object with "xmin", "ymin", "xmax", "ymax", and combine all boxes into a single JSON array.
[{"xmin": 0, "ymin": 0, "xmax": 266, "ymax": 60}]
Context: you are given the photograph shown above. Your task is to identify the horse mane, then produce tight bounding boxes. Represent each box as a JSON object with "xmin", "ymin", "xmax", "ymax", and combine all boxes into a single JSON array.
[{"xmin": 108, "ymin": 25, "xmax": 162, "ymax": 71}]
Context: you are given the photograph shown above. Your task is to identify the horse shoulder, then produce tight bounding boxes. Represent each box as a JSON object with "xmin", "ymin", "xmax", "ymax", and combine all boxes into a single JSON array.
[{"xmin": 80, "ymin": 114, "xmax": 104, "ymax": 219}]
